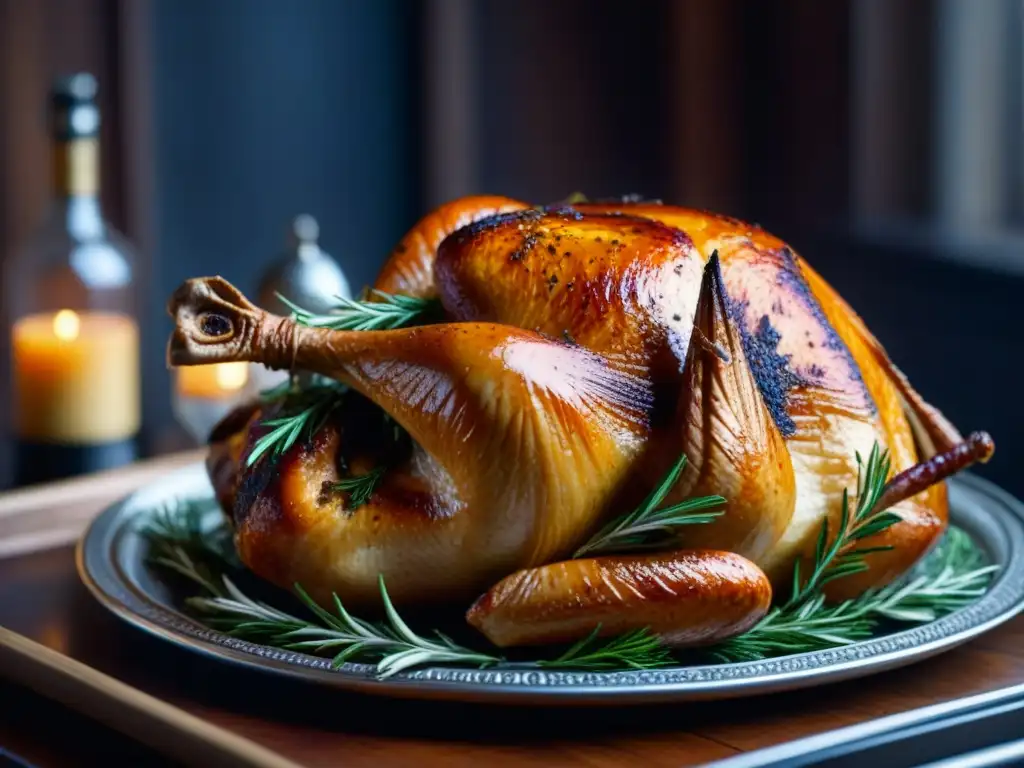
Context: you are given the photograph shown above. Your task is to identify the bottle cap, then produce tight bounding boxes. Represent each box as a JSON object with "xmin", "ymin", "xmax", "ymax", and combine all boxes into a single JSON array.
[{"xmin": 49, "ymin": 72, "xmax": 100, "ymax": 140}]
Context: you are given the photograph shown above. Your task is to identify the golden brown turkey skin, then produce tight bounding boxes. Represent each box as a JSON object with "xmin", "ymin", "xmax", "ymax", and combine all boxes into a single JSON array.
[
  {"xmin": 224, "ymin": 408, "xmax": 476, "ymax": 607},
  {"xmin": 435, "ymin": 208, "xmax": 706, "ymax": 381},
  {"xmin": 668, "ymin": 254, "xmax": 796, "ymax": 563},
  {"xmin": 433, "ymin": 200, "xmax": 973, "ymax": 597},
  {"xmin": 170, "ymin": 193, "xmax": 995, "ymax": 651},
  {"xmin": 374, "ymin": 195, "xmax": 528, "ymax": 298},
  {"xmin": 170, "ymin": 277, "xmax": 656, "ymax": 608},
  {"xmin": 572, "ymin": 200, "xmax": 961, "ymax": 598},
  {"xmin": 466, "ymin": 549, "xmax": 772, "ymax": 648}
]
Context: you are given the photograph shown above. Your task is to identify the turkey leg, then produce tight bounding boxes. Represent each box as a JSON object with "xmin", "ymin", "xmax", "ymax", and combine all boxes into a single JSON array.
[{"xmin": 168, "ymin": 276, "xmax": 658, "ymax": 605}]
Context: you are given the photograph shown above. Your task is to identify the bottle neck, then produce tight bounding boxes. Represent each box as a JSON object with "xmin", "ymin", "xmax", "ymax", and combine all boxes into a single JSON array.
[
  {"xmin": 52, "ymin": 137, "xmax": 100, "ymax": 199},
  {"xmin": 51, "ymin": 137, "xmax": 103, "ymax": 238}
]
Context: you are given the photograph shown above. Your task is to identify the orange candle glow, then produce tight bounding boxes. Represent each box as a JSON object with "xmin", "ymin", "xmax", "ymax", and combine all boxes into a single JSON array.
[
  {"xmin": 12, "ymin": 310, "xmax": 140, "ymax": 443},
  {"xmin": 175, "ymin": 362, "xmax": 249, "ymax": 399}
]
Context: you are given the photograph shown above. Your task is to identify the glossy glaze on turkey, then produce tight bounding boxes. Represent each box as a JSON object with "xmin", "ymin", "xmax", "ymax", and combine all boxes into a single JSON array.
[{"xmin": 167, "ymin": 195, "xmax": 994, "ymax": 650}]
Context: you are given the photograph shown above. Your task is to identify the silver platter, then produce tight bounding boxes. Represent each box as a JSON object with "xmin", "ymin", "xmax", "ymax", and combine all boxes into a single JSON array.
[{"xmin": 77, "ymin": 463, "xmax": 1024, "ymax": 705}]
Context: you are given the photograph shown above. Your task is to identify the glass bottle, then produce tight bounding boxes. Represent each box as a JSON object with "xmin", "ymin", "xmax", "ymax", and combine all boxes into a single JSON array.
[{"xmin": 6, "ymin": 73, "xmax": 141, "ymax": 485}]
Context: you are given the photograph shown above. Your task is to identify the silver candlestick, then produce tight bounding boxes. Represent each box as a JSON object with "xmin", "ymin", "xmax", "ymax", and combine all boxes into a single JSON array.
[
  {"xmin": 248, "ymin": 214, "xmax": 353, "ymax": 393},
  {"xmin": 257, "ymin": 214, "xmax": 352, "ymax": 314}
]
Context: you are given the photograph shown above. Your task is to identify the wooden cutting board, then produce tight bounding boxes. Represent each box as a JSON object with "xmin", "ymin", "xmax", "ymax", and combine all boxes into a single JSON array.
[{"xmin": 2, "ymin": 452, "xmax": 1024, "ymax": 767}]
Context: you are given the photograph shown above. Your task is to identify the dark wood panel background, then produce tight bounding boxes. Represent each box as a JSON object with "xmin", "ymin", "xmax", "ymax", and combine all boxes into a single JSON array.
[{"xmin": 3, "ymin": 0, "xmax": 1010, "ymax": 494}]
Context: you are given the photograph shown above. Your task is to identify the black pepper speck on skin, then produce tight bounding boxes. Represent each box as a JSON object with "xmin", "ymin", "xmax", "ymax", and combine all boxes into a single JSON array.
[
  {"xmin": 805, "ymin": 364, "xmax": 827, "ymax": 380},
  {"xmin": 725, "ymin": 301, "xmax": 802, "ymax": 437}
]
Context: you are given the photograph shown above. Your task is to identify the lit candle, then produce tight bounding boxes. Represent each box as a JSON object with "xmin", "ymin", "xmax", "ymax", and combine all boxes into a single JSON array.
[
  {"xmin": 11, "ymin": 310, "xmax": 140, "ymax": 444},
  {"xmin": 175, "ymin": 362, "xmax": 249, "ymax": 399}
]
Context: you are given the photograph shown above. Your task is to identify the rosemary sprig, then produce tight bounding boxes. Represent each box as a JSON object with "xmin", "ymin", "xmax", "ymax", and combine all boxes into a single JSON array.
[
  {"xmin": 188, "ymin": 576, "xmax": 501, "ymax": 678},
  {"xmin": 709, "ymin": 595, "xmax": 877, "ymax": 662},
  {"xmin": 333, "ymin": 466, "xmax": 386, "ymax": 510},
  {"xmin": 537, "ymin": 626, "xmax": 673, "ymax": 670},
  {"xmin": 142, "ymin": 498, "xmax": 239, "ymax": 596},
  {"xmin": 258, "ymin": 373, "xmax": 343, "ymax": 404},
  {"xmin": 868, "ymin": 526, "xmax": 998, "ymax": 623},
  {"xmin": 246, "ymin": 381, "xmax": 346, "ymax": 467},
  {"xmin": 145, "ymin": 504, "xmax": 672, "ymax": 676},
  {"xmin": 786, "ymin": 442, "xmax": 900, "ymax": 608},
  {"xmin": 710, "ymin": 526, "xmax": 996, "ymax": 662},
  {"xmin": 143, "ymin": 439, "xmax": 998, "ymax": 675},
  {"xmin": 574, "ymin": 454, "xmax": 725, "ymax": 558},
  {"xmin": 278, "ymin": 291, "xmax": 438, "ymax": 332}
]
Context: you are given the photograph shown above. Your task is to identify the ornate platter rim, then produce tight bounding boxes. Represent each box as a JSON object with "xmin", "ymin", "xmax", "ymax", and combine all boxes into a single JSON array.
[{"xmin": 76, "ymin": 463, "xmax": 1024, "ymax": 705}]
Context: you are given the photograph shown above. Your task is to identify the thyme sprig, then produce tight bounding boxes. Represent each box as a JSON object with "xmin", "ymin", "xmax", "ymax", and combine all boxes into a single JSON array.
[
  {"xmin": 785, "ymin": 442, "xmax": 900, "ymax": 608},
  {"xmin": 278, "ymin": 291, "xmax": 438, "ymax": 332},
  {"xmin": 574, "ymin": 454, "xmax": 724, "ymax": 558}
]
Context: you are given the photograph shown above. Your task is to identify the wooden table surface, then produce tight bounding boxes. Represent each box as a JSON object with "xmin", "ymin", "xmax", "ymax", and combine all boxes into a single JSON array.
[{"xmin": 1, "ymin": 454, "xmax": 1024, "ymax": 767}]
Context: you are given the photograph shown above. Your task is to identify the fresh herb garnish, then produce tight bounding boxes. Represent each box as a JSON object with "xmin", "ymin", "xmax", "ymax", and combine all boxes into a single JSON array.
[
  {"xmin": 143, "ymin": 498, "xmax": 240, "ymax": 595},
  {"xmin": 710, "ymin": 526, "xmax": 996, "ymax": 662},
  {"xmin": 785, "ymin": 442, "xmax": 901, "ymax": 608},
  {"xmin": 189, "ymin": 576, "xmax": 501, "ymax": 678},
  {"xmin": 333, "ymin": 466, "xmax": 386, "ymax": 510},
  {"xmin": 143, "ymin": 513, "xmax": 672, "ymax": 676},
  {"xmin": 144, "ymin": 440, "xmax": 997, "ymax": 675},
  {"xmin": 278, "ymin": 291, "xmax": 439, "ymax": 332},
  {"xmin": 573, "ymin": 454, "xmax": 725, "ymax": 558},
  {"xmin": 537, "ymin": 626, "xmax": 673, "ymax": 670},
  {"xmin": 246, "ymin": 381, "xmax": 346, "ymax": 467}
]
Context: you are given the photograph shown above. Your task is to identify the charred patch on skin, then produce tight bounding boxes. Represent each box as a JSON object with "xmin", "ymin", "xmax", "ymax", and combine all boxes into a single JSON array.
[
  {"xmin": 720, "ymin": 245, "xmax": 878, "ymax": 435},
  {"xmin": 233, "ymin": 451, "xmax": 283, "ymax": 531},
  {"xmin": 725, "ymin": 304, "xmax": 802, "ymax": 437}
]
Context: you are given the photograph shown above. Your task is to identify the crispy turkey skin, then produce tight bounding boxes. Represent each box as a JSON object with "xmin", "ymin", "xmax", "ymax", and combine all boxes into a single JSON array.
[{"xmin": 169, "ymin": 195, "xmax": 994, "ymax": 650}]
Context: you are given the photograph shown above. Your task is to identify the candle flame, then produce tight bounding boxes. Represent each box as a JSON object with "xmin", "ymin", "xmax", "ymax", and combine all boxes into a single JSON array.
[
  {"xmin": 53, "ymin": 310, "xmax": 81, "ymax": 341},
  {"xmin": 214, "ymin": 362, "xmax": 249, "ymax": 391}
]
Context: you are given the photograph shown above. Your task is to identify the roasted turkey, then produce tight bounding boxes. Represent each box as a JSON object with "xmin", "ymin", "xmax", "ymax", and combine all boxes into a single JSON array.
[{"xmin": 167, "ymin": 195, "xmax": 994, "ymax": 650}]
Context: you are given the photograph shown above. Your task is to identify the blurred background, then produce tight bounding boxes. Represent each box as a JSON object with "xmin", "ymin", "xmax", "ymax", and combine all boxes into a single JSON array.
[{"xmin": 0, "ymin": 0, "xmax": 1018, "ymax": 495}]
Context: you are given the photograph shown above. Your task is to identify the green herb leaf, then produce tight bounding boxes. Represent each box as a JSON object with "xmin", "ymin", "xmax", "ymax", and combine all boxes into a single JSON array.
[
  {"xmin": 246, "ymin": 383, "xmax": 345, "ymax": 467},
  {"xmin": 333, "ymin": 466, "xmax": 386, "ymax": 510},
  {"xmin": 144, "ymin": 497, "xmax": 680, "ymax": 676},
  {"xmin": 784, "ymin": 442, "xmax": 898, "ymax": 608},
  {"xmin": 573, "ymin": 454, "xmax": 724, "ymax": 558},
  {"xmin": 709, "ymin": 525, "xmax": 996, "ymax": 662},
  {"xmin": 278, "ymin": 291, "xmax": 440, "ymax": 332},
  {"xmin": 537, "ymin": 626, "xmax": 673, "ymax": 670}
]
